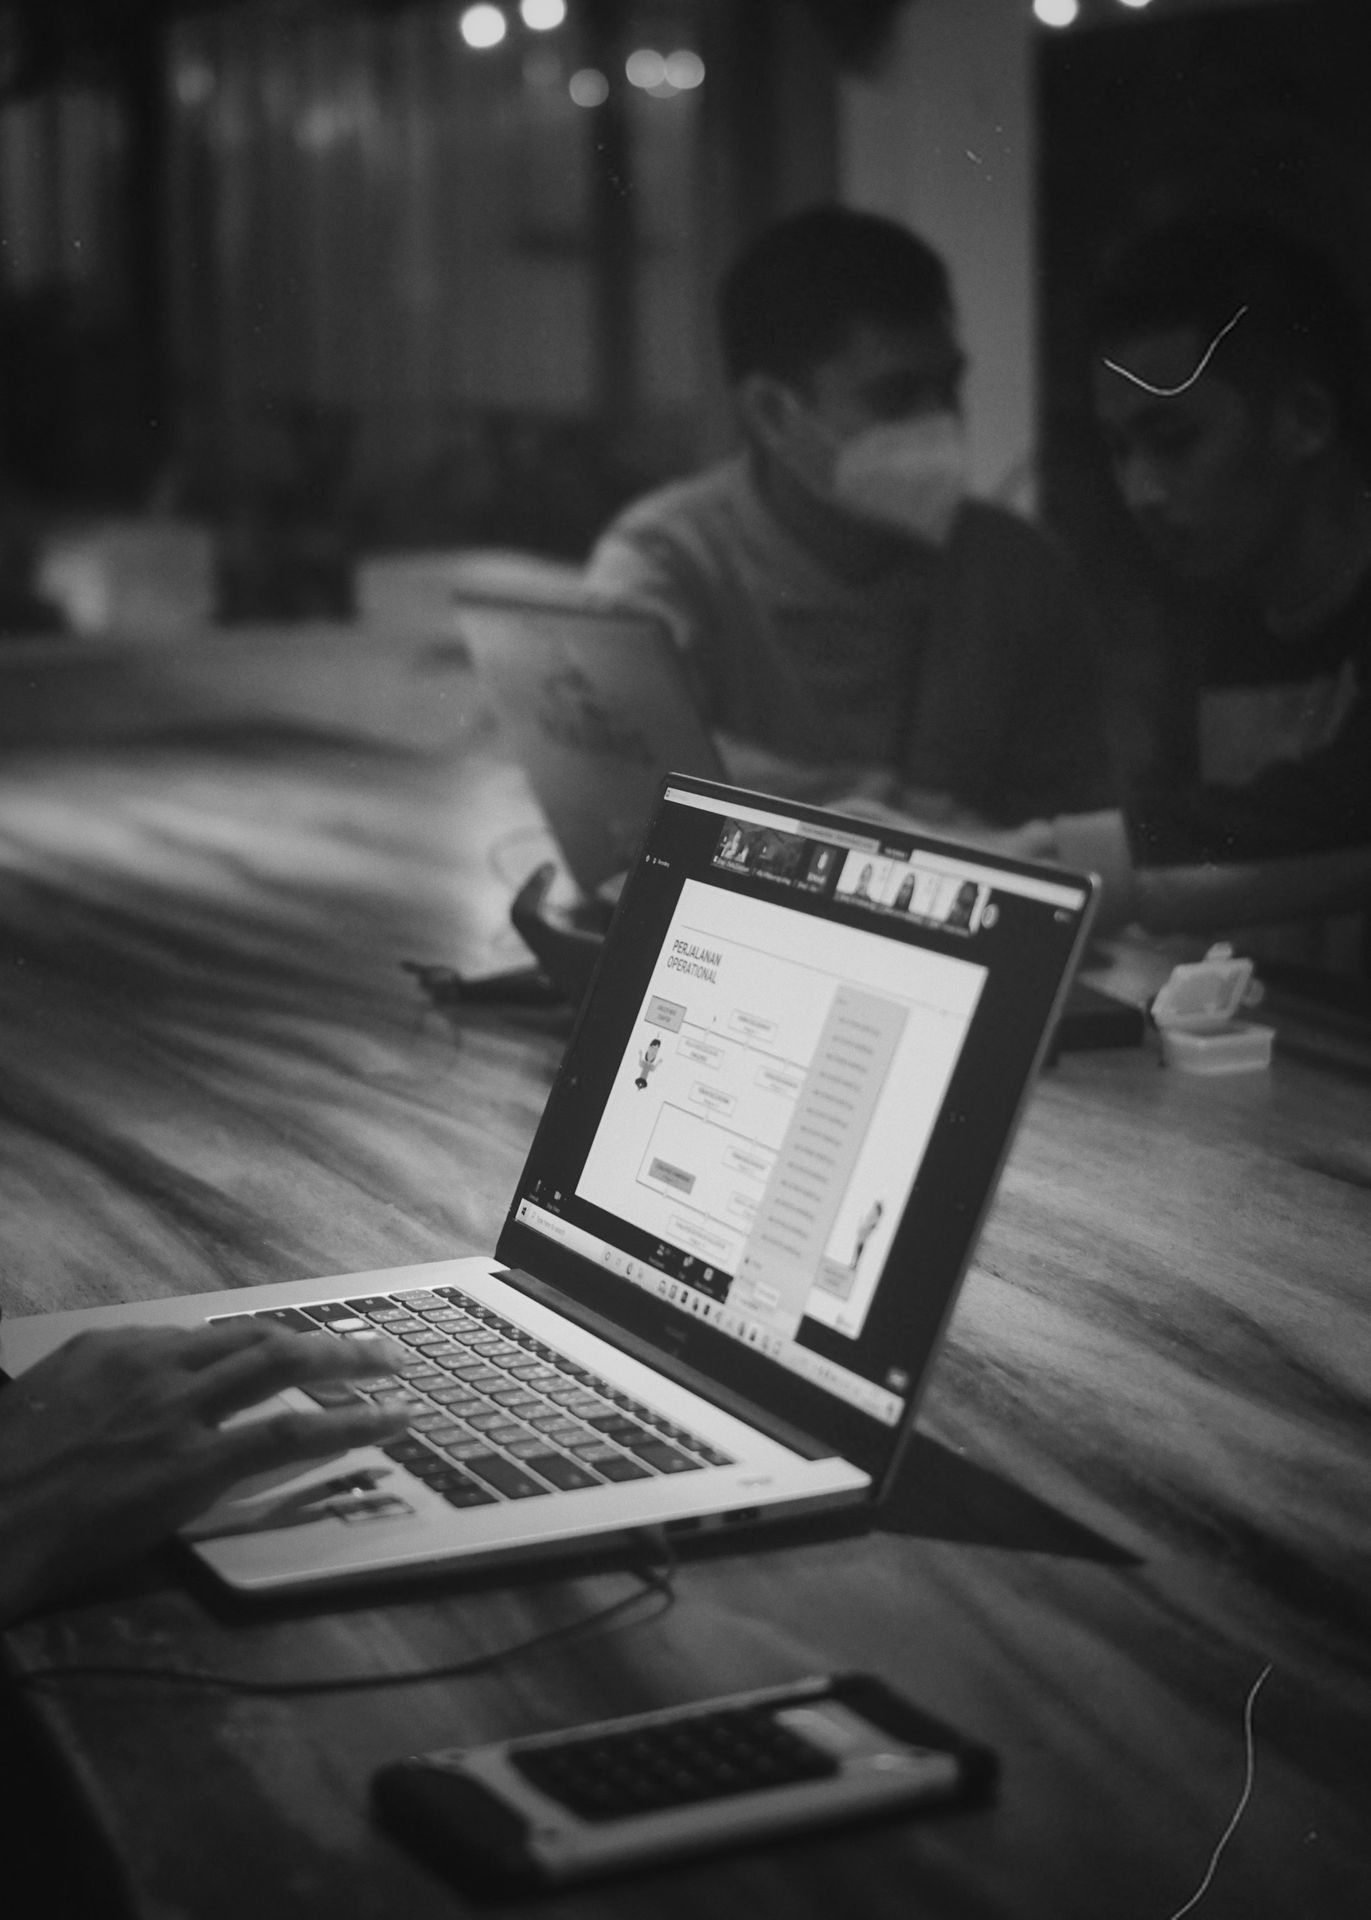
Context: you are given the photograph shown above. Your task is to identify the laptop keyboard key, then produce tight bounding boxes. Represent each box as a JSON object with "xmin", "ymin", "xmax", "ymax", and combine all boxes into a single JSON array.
[
  {"xmin": 251, "ymin": 1307, "xmax": 319, "ymax": 1333},
  {"xmin": 526, "ymin": 1453, "xmax": 603, "ymax": 1490},
  {"xmin": 575, "ymin": 1450, "xmax": 651, "ymax": 1482},
  {"xmin": 625, "ymin": 1439, "xmax": 699, "ymax": 1474},
  {"xmin": 405, "ymin": 1454, "xmax": 456, "ymax": 1484},
  {"xmin": 438, "ymin": 1480, "xmax": 500, "ymax": 1509},
  {"xmin": 436, "ymin": 1438, "xmax": 496, "ymax": 1462},
  {"xmin": 464, "ymin": 1455, "xmax": 550, "ymax": 1500},
  {"xmin": 297, "ymin": 1379, "xmax": 364, "ymax": 1409},
  {"xmin": 382, "ymin": 1437, "xmax": 441, "ymax": 1465},
  {"xmin": 587, "ymin": 1414, "xmax": 649, "ymax": 1443},
  {"xmin": 302, "ymin": 1303, "xmax": 369, "ymax": 1332},
  {"xmin": 351, "ymin": 1376, "xmax": 406, "ymax": 1398},
  {"xmin": 428, "ymin": 1385, "xmax": 485, "ymax": 1410}
]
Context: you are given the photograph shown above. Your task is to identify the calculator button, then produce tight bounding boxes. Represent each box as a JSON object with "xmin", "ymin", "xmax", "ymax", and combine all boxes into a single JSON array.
[{"xmin": 510, "ymin": 1706, "xmax": 838, "ymax": 1819}]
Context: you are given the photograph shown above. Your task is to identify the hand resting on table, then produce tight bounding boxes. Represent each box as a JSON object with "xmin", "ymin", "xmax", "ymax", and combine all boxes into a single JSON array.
[
  {"xmin": 832, "ymin": 786, "xmax": 1058, "ymax": 862},
  {"xmin": 0, "ymin": 1319, "xmax": 408, "ymax": 1625}
]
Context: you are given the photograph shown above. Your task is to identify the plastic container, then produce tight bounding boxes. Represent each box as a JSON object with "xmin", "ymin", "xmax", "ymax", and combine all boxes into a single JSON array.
[
  {"xmin": 1158, "ymin": 1020, "xmax": 1274, "ymax": 1074},
  {"xmin": 1151, "ymin": 943, "xmax": 1273, "ymax": 1075}
]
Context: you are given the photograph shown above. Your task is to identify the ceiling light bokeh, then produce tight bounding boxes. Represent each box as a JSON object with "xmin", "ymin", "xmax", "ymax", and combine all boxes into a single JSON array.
[
  {"xmin": 520, "ymin": 0, "xmax": 567, "ymax": 30},
  {"xmin": 458, "ymin": 5, "xmax": 508, "ymax": 51},
  {"xmin": 568, "ymin": 67, "xmax": 609, "ymax": 108},
  {"xmin": 663, "ymin": 50, "xmax": 705, "ymax": 91},
  {"xmin": 625, "ymin": 48, "xmax": 667, "ymax": 90}
]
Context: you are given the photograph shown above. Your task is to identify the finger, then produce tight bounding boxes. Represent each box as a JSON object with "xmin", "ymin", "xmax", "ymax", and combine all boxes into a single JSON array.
[
  {"xmin": 7, "ymin": 1322, "xmax": 278, "ymax": 1416},
  {"xmin": 165, "ymin": 1319, "xmax": 282, "ymax": 1367},
  {"xmin": 213, "ymin": 1398, "xmax": 414, "ymax": 1479},
  {"xmin": 48, "ymin": 1319, "xmax": 272, "ymax": 1374},
  {"xmin": 172, "ymin": 1318, "xmax": 401, "ymax": 1372},
  {"xmin": 187, "ymin": 1327, "xmax": 407, "ymax": 1424},
  {"xmin": 169, "ymin": 1319, "xmax": 403, "ymax": 1375}
]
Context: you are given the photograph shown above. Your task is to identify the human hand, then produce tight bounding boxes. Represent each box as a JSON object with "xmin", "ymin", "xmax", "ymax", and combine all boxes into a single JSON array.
[
  {"xmin": 872, "ymin": 789, "xmax": 1060, "ymax": 862},
  {"xmin": 828, "ymin": 786, "xmax": 1041, "ymax": 849},
  {"xmin": 827, "ymin": 781, "xmax": 923, "ymax": 828},
  {"xmin": 714, "ymin": 735, "xmax": 903, "ymax": 810},
  {"xmin": 953, "ymin": 817, "xmax": 1059, "ymax": 861},
  {"xmin": 0, "ymin": 1318, "xmax": 411, "ymax": 1623},
  {"xmin": 829, "ymin": 785, "xmax": 1022, "ymax": 838}
]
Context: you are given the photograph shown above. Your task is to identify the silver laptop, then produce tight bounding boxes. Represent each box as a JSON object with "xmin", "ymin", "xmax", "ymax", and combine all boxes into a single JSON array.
[
  {"xmin": 0, "ymin": 776, "xmax": 1095, "ymax": 1599},
  {"xmin": 455, "ymin": 593, "xmax": 725, "ymax": 896}
]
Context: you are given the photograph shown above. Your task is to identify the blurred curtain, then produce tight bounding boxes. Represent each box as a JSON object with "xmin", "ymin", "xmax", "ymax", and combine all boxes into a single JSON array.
[{"xmin": 164, "ymin": 0, "xmax": 710, "ymax": 553}]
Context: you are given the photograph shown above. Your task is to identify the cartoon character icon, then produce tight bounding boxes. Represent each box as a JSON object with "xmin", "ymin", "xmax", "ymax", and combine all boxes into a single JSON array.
[
  {"xmin": 945, "ymin": 880, "xmax": 980, "ymax": 929},
  {"xmin": 635, "ymin": 1035, "xmax": 662, "ymax": 1089},
  {"xmin": 851, "ymin": 1198, "xmax": 884, "ymax": 1270}
]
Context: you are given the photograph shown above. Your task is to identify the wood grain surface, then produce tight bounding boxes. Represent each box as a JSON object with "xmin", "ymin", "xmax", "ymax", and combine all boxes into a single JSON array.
[{"xmin": 1, "ymin": 721, "xmax": 1367, "ymax": 1920}]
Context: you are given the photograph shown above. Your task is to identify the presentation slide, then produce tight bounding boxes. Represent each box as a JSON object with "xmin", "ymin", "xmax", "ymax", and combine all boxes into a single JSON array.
[{"xmin": 576, "ymin": 880, "xmax": 984, "ymax": 1342}]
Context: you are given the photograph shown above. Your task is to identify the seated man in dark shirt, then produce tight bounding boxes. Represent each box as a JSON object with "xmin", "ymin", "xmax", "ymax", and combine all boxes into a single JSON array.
[
  {"xmin": 585, "ymin": 205, "xmax": 1113, "ymax": 826},
  {"xmin": 1037, "ymin": 214, "xmax": 1371, "ymax": 945}
]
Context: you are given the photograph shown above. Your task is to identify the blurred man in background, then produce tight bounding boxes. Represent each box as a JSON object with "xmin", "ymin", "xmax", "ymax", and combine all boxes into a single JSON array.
[{"xmin": 586, "ymin": 205, "xmax": 1112, "ymax": 829}]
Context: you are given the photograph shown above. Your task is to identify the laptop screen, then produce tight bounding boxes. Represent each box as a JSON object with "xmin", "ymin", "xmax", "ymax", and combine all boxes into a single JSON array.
[
  {"xmin": 456, "ymin": 595, "xmax": 723, "ymax": 893},
  {"xmin": 497, "ymin": 777, "xmax": 1094, "ymax": 1475}
]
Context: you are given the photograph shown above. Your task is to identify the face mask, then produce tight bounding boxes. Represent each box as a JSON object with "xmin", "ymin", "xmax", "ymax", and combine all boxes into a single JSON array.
[{"xmin": 830, "ymin": 410, "xmax": 967, "ymax": 546}]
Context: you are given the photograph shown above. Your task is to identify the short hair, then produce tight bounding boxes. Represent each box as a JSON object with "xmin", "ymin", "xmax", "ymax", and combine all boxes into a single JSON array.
[
  {"xmin": 719, "ymin": 205, "xmax": 953, "ymax": 387},
  {"xmin": 1088, "ymin": 212, "xmax": 1371, "ymax": 459}
]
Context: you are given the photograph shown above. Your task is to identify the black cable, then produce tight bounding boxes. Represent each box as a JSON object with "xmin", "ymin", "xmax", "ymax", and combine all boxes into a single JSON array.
[{"xmin": 14, "ymin": 1537, "xmax": 678, "ymax": 1698}]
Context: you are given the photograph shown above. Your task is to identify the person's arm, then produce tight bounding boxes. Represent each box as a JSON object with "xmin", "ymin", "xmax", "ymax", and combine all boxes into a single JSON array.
[
  {"xmin": 715, "ymin": 733, "xmax": 905, "ymax": 808},
  {"xmin": 1053, "ymin": 806, "xmax": 1371, "ymax": 934},
  {"xmin": 588, "ymin": 518, "xmax": 919, "ymax": 811},
  {"xmin": 0, "ymin": 1319, "xmax": 410, "ymax": 1625},
  {"xmin": 583, "ymin": 519, "xmax": 710, "ymax": 666},
  {"xmin": 1124, "ymin": 684, "xmax": 1371, "ymax": 867}
]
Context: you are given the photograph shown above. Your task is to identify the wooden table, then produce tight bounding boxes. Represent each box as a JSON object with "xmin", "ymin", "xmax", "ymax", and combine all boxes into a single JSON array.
[{"xmin": 1, "ymin": 720, "xmax": 1368, "ymax": 1920}]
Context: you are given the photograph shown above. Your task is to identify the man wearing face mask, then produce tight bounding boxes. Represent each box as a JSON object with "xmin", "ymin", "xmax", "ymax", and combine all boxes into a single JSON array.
[{"xmin": 584, "ymin": 204, "xmax": 1112, "ymax": 825}]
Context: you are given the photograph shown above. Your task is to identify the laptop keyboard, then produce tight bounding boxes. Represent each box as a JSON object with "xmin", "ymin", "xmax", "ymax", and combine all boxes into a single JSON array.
[{"xmin": 213, "ymin": 1286, "xmax": 734, "ymax": 1510}]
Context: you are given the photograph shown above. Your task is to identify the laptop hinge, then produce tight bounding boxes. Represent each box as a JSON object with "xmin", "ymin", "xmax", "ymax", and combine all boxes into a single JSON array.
[{"xmin": 500, "ymin": 1268, "xmax": 834, "ymax": 1462}]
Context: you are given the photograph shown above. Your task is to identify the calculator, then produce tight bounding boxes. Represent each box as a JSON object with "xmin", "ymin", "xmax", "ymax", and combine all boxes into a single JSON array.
[{"xmin": 372, "ymin": 1672, "xmax": 997, "ymax": 1891}]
